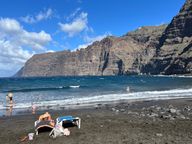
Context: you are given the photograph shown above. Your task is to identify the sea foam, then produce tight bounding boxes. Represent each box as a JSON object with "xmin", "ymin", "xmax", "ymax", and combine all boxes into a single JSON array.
[{"xmin": 0, "ymin": 88, "xmax": 192, "ymax": 110}]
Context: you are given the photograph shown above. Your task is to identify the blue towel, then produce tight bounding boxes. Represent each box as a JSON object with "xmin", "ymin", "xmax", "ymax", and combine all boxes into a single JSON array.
[{"xmin": 57, "ymin": 116, "xmax": 75, "ymax": 123}]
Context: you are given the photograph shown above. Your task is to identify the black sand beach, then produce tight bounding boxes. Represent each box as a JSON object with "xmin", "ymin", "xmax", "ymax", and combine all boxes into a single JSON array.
[{"xmin": 1, "ymin": 99, "xmax": 192, "ymax": 144}]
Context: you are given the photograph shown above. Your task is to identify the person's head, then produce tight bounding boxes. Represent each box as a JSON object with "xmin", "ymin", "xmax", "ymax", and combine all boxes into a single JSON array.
[
  {"xmin": 8, "ymin": 92, "xmax": 13, "ymax": 97},
  {"xmin": 45, "ymin": 112, "xmax": 49, "ymax": 114}
]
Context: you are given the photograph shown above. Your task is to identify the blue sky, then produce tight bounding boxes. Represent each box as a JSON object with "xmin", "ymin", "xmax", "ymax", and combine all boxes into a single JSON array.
[{"xmin": 0, "ymin": 0, "xmax": 185, "ymax": 77}]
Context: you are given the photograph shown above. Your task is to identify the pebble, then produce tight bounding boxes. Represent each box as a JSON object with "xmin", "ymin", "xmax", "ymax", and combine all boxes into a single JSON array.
[
  {"xmin": 140, "ymin": 113, "xmax": 145, "ymax": 117},
  {"xmin": 184, "ymin": 106, "xmax": 191, "ymax": 111},
  {"xmin": 112, "ymin": 108, "xmax": 116, "ymax": 111},
  {"xmin": 170, "ymin": 117, "xmax": 175, "ymax": 121},
  {"xmin": 169, "ymin": 108, "xmax": 177, "ymax": 114},
  {"xmin": 156, "ymin": 107, "xmax": 161, "ymax": 111},
  {"xmin": 115, "ymin": 110, "xmax": 119, "ymax": 113},
  {"xmin": 168, "ymin": 105, "xmax": 173, "ymax": 108},
  {"xmin": 148, "ymin": 113, "xmax": 158, "ymax": 118},
  {"xmin": 120, "ymin": 109, "xmax": 126, "ymax": 112},
  {"xmin": 156, "ymin": 133, "xmax": 163, "ymax": 137},
  {"xmin": 160, "ymin": 114, "xmax": 171, "ymax": 120},
  {"xmin": 86, "ymin": 115, "xmax": 91, "ymax": 118},
  {"xmin": 176, "ymin": 110, "xmax": 181, "ymax": 115},
  {"xmin": 179, "ymin": 115, "xmax": 186, "ymax": 119}
]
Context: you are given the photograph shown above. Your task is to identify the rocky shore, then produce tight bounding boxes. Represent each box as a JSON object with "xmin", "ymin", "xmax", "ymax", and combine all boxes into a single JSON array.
[
  {"xmin": 108, "ymin": 100, "xmax": 192, "ymax": 121},
  {"xmin": 0, "ymin": 98, "xmax": 192, "ymax": 144}
]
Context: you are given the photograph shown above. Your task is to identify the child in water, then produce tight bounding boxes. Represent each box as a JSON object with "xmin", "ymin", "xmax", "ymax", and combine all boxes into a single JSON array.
[{"xmin": 31, "ymin": 103, "xmax": 36, "ymax": 114}]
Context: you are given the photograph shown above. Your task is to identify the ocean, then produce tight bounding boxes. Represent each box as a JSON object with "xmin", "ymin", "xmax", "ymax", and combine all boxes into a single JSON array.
[{"xmin": 0, "ymin": 75, "xmax": 192, "ymax": 115}]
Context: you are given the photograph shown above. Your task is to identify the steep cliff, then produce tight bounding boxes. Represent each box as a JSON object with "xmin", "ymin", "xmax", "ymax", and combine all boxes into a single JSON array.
[
  {"xmin": 142, "ymin": 0, "xmax": 192, "ymax": 75},
  {"xmin": 15, "ymin": 0, "xmax": 192, "ymax": 77},
  {"xmin": 16, "ymin": 25, "xmax": 166, "ymax": 77}
]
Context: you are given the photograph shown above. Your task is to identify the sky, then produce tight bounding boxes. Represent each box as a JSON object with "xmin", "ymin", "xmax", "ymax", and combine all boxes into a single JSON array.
[{"xmin": 0, "ymin": 0, "xmax": 185, "ymax": 77}]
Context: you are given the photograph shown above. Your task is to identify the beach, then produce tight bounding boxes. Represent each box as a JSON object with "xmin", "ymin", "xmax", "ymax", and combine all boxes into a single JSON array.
[
  {"xmin": 1, "ymin": 98, "xmax": 192, "ymax": 144},
  {"xmin": 0, "ymin": 0, "xmax": 192, "ymax": 143}
]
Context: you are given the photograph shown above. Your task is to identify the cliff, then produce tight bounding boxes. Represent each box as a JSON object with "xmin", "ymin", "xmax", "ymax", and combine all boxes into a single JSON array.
[
  {"xmin": 16, "ymin": 25, "xmax": 166, "ymax": 77},
  {"xmin": 142, "ymin": 0, "xmax": 192, "ymax": 75},
  {"xmin": 15, "ymin": 0, "xmax": 192, "ymax": 77}
]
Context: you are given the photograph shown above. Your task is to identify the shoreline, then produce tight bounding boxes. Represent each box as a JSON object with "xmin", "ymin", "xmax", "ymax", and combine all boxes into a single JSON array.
[
  {"xmin": 0, "ymin": 99, "xmax": 192, "ymax": 144},
  {"xmin": 1, "ymin": 98, "xmax": 192, "ymax": 143},
  {"xmin": 6, "ymin": 73, "xmax": 192, "ymax": 79},
  {"xmin": 1, "ymin": 86, "xmax": 192, "ymax": 117},
  {"xmin": 0, "ymin": 97, "xmax": 192, "ymax": 117}
]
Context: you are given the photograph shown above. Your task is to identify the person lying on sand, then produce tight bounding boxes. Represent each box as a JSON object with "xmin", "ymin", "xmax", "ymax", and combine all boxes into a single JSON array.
[
  {"xmin": 39, "ymin": 112, "xmax": 52, "ymax": 121},
  {"xmin": 38, "ymin": 112, "xmax": 55, "ymax": 126}
]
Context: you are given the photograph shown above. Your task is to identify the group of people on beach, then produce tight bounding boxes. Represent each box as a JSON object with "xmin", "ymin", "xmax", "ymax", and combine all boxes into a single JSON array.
[{"xmin": 5, "ymin": 92, "xmax": 36, "ymax": 116}]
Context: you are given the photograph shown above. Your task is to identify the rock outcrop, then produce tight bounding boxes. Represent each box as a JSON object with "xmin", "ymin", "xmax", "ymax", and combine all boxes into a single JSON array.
[
  {"xmin": 16, "ymin": 25, "xmax": 166, "ymax": 77},
  {"xmin": 141, "ymin": 0, "xmax": 192, "ymax": 75},
  {"xmin": 15, "ymin": 0, "xmax": 192, "ymax": 77}
]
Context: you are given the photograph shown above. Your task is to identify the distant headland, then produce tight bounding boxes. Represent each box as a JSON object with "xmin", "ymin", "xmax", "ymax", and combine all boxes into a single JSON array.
[{"xmin": 15, "ymin": 0, "xmax": 192, "ymax": 77}]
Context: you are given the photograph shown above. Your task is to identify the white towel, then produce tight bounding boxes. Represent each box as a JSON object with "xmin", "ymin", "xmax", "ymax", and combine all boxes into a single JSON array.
[{"xmin": 63, "ymin": 128, "xmax": 70, "ymax": 136}]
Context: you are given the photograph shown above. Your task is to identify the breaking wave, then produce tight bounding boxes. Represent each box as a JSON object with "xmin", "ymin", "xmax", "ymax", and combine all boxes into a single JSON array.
[
  {"xmin": 2, "ymin": 85, "xmax": 82, "ymax": 93},
  {"xmin": 0, "ymin": 88, "xmax": 192, "ymax": 110}
]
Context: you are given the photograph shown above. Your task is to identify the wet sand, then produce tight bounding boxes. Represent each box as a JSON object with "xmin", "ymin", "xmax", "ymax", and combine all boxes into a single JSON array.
[{"xmin": 0, "ymin": 99, "xmax": 192, "ymax": 144}]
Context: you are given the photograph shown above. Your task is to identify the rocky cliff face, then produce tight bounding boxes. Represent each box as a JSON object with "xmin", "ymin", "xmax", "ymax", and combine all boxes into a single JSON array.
[
  {"xmin": 142, "ymin": 0, "xmax": 192, "ymax": 75},
  {"xmin": 16, "ymin": 25, "xmax": 166, "ymax": 77},
  {"xmin": 16, "ymin": 0, "xmax": 192, "ymax": 77}
]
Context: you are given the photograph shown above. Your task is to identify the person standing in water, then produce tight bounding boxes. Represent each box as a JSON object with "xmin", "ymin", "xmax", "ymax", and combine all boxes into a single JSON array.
[
  {"xmin": 6, "ymin": 92, "xmax": 13, "ymax": 106},
  {"xmin": 126, "ymin": 86, "xmax": 130, "ymax": 92},
  {"xmin": 5, "ymin": 92, "xmax": 13, "ymax": 116},
  {"xmin": 31, "ymin": 103, "xmax": 36, "ymax": 114}
]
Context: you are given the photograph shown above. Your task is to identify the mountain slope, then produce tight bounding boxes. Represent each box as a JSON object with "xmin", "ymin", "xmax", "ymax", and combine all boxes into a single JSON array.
[
  {"xmin": 16, "ymin": 25, "xmax": 166, "ymax": 77},
  {"xmin": 15, "ymin": 0, "xmax": 192, "ymax": 77},
  {"xmin": 141, "ymin": 0, "xmax": 192, "ymax": 75}
]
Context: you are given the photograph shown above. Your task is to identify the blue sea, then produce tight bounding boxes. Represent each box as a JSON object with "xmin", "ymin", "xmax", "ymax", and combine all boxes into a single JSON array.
[{"xmin": 0, "ymin": 75, "xmax": 192, "ymax": 115}]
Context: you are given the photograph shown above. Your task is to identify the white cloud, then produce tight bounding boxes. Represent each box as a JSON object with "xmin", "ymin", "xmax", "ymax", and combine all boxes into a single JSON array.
[
  {"xmin": 83, "ymin": 32, "xmax": 112, "ymax": 43},
  {"xmin": 20, "ymin": 30, "xmax": 52, "ymax": 50},
  {"xmin": 21, "ymin": 8, "xmax": 53, "ymax": 24},
  {"xmin": 75, "ymin": 33, "xmax": 111, "ymax": 51},
  {"xmin": 0, "ymin": 18, "xmax": 52, "ymax": 77},
  {"xmin": 76, "ymin": 43, "xmax": 91, "ymax": 49},
  {"xmin": 0, "ymin": 18, "xmax": 52, "ymax": 50},
  {"xmin": 59, "ymin": 12, "xmax": 88, "ymax": 37},
  {"xmin": 46, "ymin": 49, "xmax": 55, "ymax": 53},
  {"xmin": 0, "ymin": 18, "xmax": 21, "ymax": 34},
  {"xmin": 66, "ymin": 8, "xmax": 81, "ymax": 21},
  {"xmin": 0, "ymin": 40, "xmax": 33, "ymax": 63},
  {"xmin": 0, "ymin": 39, "xmax": 34, "ymax": 77}
]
